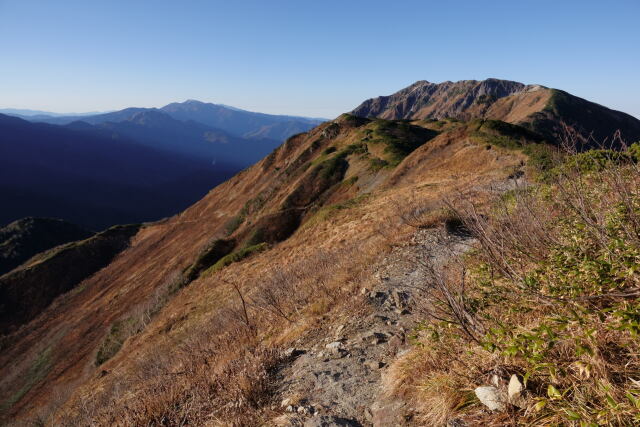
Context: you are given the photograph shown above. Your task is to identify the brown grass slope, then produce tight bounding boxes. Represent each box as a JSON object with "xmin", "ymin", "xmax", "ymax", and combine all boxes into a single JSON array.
[{"xmin": 0, "ymin": 113, "xmax": 532, "ymax": 424}]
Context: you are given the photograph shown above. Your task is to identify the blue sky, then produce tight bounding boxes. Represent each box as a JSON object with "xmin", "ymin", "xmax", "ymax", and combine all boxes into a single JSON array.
[{"xmin": 1, "ymin": 0, "xmax": 638, "ymax": 118}]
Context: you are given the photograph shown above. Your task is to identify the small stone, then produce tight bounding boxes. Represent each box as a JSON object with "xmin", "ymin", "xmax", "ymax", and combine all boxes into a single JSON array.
[
  {"xmin": 326, "ymin": 342, "xmax": 347, "ymax": 357},
  {"xmin": 325, "ymin": 341, "xmax": 343, "ymax": 350},
  {"xmin": 508, "ymin": 374, "xmax": 527, "ymax": 408},
  {"xmin": 286, "ymin": 405, "xmax": 296, "ymax": 413},
  {"xmin": 491, "ymin": 374, "xmax": 501, "ymax": 388},
  {"xmin": 281, "ymin": 398, "xmax": 291, "ymax": 407},
  {"xmin": 368, "ymin": 291, "xmax": 387, "ymax": 304},
  {"xmin": 362, "ymin": 331, "xmax": 389, "ymax": 344},
  {"xmin": 391, "ymin": 289, "xmax": 410, "ymax": 309},
  {"xmin": 508, "ymin": 374, "xmax": 523, "ymax": 398},
  {"xmin": 475, "ymin": 386, "xmax": 506, "ymax": 411},
  {"xmin": 364, "ymin": 407, "xmax": 373, "ymax": 421},
  {"xmin": 335, "ymin": 324, "xmax": 345, "ymax": 334}
]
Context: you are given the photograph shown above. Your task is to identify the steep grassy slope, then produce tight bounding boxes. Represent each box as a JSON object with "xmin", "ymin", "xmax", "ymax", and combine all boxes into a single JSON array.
[
  {"xmin": 0, "ymin": 218, "xmax": 93, "ymax": 276},
  {"xmin": 352, "ymin": 79, "xmax": 640, "ymax": 145},
  {"xmin": 0, "ymin": 113, "xmax": 533, "ymax": 424}
]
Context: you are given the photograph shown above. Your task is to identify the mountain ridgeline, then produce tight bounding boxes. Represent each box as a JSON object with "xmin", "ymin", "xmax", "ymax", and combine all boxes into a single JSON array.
[
  {"xmin": 352, "ymin": 78, "xmax": 640, "ymax": 145},
  {"xmin": 1, "ymin": 80, "xmax": 640, "ymax": 425},
  {"xmin": 16, "ymin": 100, "xmax": 325, "ymax": 142},
  {"xmin": 0, "ymin": 217, "xmax": 93, "ymax": 276}
]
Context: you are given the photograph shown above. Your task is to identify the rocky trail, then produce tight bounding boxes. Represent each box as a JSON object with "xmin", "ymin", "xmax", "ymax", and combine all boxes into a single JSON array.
[{"xmin": 271, "ymin": 228, "xmax": 474, "ymax": 427}]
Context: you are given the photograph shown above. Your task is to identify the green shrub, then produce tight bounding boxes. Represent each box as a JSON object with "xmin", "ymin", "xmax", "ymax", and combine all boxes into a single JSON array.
[
  {"xmin": 205, "ymin": 243, "xmax": 268, "ymax": 275},
  {"xmin": 302, "ymin": 194, "xmax": 370, "ymax": 228},
  {"xmin": 314, "ymin": 152, "xmax": 349, "ymax": 180},
  {"xmin": 224, "ymin": 215, "xmax": 245, "ymax": 235},
  {"xmin": 368, "ymin": 157, "xmax": 388, "ymax": 171},
  {"xmin": 95, "ymin": 319, "xmax": 134, "ymax": 366},
  {"xmin": 628, "ymin": 142, "xmax": 640, "ymax": 161},
  {"xmin": 183, "ymin": 239, "xmax": 235, "ymax": 282},
  {"xmin": 367, "ymin": 119, "xmax": 438, "ymax": 166},
  {"xmin": 434, "ymin": 158, "xmax": 640, "ymax": 424}
]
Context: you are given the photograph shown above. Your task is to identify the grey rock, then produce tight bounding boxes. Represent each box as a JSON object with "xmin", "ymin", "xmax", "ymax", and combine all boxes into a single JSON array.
[
  {"xmin": 390, "ymin": 289, "xmax": 410, "ymax": 309},
  {"xmin": 297, "ymin": 405, "xmax": 312, "ymax": 415},
  {"xmin": 325, "ymin": 341, "xmax": 344, "ymax": 350},
  {"xmin": 368, "ymin": 291, "xmax": 388, "ymax": 305},
  {"xmin": 362, "ymin": 331, "xmax": 388, "ymax": 344},
  {"xmin": 508, "ymin": 374, "xmax": 527, "ymax": 408},
  {"xmin": 474, "ymin": 386, "xmax": 506, "ymax": 411}
]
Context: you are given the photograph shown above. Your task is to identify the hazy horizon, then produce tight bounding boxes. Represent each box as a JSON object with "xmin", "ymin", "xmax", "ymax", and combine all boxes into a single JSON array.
[{"xmin": 1, "ymin": 0, "xmax": 639, "ymax": 119}]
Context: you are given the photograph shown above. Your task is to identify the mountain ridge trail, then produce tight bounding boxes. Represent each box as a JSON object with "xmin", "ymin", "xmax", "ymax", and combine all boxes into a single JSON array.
[{"xmin": 270, "ymin": 228, "xmax": 475, "ymax": 427}]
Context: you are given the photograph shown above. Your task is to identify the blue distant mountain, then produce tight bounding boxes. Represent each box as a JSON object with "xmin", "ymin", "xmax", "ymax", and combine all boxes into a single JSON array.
[
  {"xmin": 161, "ymin": 100, "xmax": 326, "ymax": 140},
  {"xmin": 0, "ymin": 113, "xmax": 239, "ymax": 229},
  {"xmin": 0, "ymin": 108, "xmax": 107, "ymax": 117},
  {"xmin": 65, "ymin": 109, "xmax": 279, "ymax": 166},
  {"xmin": 10, "ymin": 100, "xmax": 326, "ymax": 142}
]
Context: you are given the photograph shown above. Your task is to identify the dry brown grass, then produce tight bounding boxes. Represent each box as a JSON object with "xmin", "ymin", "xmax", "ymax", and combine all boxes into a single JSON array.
[
  {"xmin": 2, "ymin": 115, "xmax": 523, "ymax": 425},
  {"xmin": 393, "ymin": 136, "xmax": 640, "ymax": 425}
]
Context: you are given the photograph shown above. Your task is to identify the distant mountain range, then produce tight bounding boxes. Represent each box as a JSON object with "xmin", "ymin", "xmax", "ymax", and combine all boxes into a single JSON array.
[
  {"xmin": 0, "ymin": 108, "xmax": 107, "ymax": 118},
  {"xmin": 0, "ymin": 101, "xmax": 325, "ymax": 229},
  {"xmin": 0, "ymin": 113, "xmax": 238, "ymax": 229},
  {"xmin": 6, "ymin": 100, "xmax": 326, "ymax": 142}
]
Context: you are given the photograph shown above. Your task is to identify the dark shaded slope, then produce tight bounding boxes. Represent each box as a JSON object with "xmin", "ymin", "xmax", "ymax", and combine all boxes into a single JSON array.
[
  {"xmin": 0, "ymin": 224, "xmax": 140, "ymax": 335},
  {"xmin": 0, "ymin": 218, "xmax": 93, "ymax": 276},
  {"xmin": 0, "ymin": 114, "xmax": 235, "ymax": 229},
  {"xmin": 526, "ymin": 89, "xmax": 640, "ymax": 145}
]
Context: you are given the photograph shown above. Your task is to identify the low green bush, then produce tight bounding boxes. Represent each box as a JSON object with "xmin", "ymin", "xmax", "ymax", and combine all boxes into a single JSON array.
[{"xmin": 205, "ymin": 243, "xmax": 268, "ymax": 275}]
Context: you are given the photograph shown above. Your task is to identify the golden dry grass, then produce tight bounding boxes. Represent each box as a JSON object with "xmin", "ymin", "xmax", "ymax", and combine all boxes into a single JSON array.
[{"xmin": 0, "ymin": 117, "xmax": 524, "ymax": 425}]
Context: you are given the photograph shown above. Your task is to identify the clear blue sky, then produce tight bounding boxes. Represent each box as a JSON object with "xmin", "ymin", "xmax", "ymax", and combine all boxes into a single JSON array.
[{"xmin": 1, "ymin": 0, "xmax": 638, "ymax": 118}]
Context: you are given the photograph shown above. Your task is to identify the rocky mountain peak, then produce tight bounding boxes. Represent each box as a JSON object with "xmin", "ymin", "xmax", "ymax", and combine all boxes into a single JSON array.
[{"xmin": 351, "ymin": 78, "xmax": 640, "ymax": 144}]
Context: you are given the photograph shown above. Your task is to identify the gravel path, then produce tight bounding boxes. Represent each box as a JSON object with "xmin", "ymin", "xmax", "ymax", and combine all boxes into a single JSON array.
[{"xmin": 270, "ymin": 229, "xmax": 474, "ymax": 427}]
